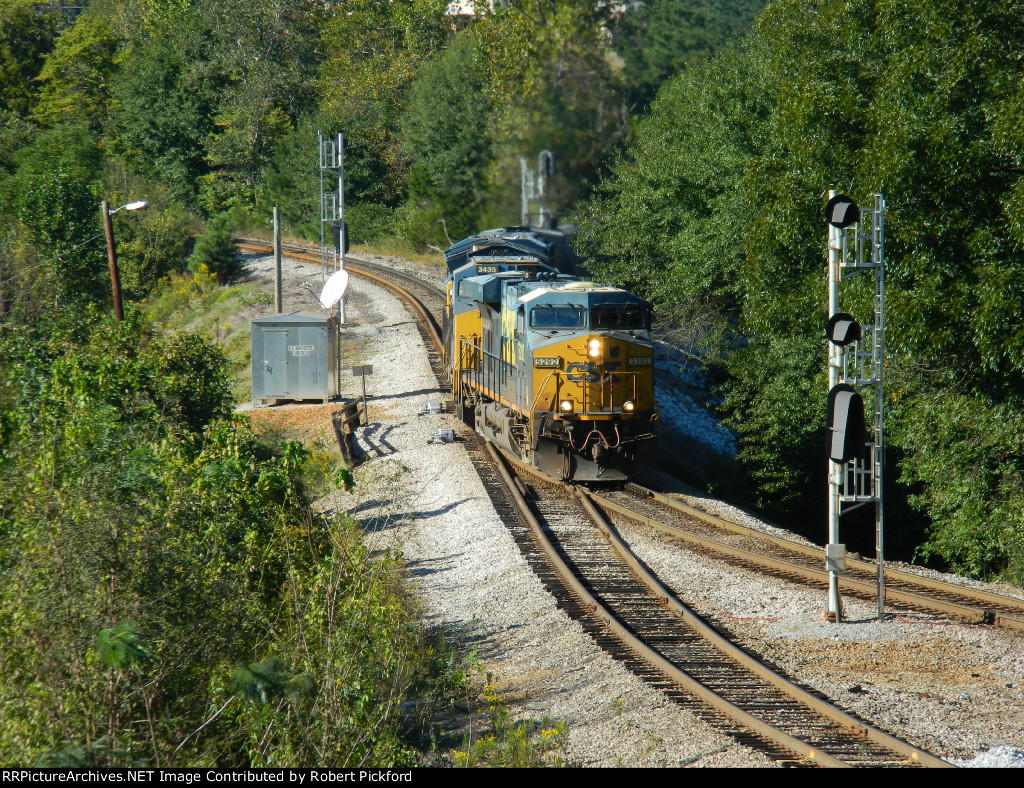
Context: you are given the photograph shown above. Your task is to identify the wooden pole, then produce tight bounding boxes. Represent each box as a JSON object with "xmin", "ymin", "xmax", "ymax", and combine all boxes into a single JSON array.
[
  {"xmin": 101, "ymin": 200, "xmax": 123, "ymax": 321},
  {"xmin": 273, "ymin": 206, "xmax": 283, "ymax": 313}
]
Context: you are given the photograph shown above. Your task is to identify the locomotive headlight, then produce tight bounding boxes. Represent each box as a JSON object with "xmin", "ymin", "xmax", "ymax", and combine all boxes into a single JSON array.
[
  {"xmin": 588, "ymin": 339, "xmax": 601, "ymax": 358},
  {"xmin": 622, "ymin": 400, "xmax": 637, "ymax": 413},
  {"xmin": 559, "ymin": 399, "xmax": 575, "ymax": 414}
]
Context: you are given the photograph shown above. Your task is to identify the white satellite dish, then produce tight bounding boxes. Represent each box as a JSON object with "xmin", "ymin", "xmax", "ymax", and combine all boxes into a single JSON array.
[{"xmin": 319, "ymin": 269, "xmax": 350, "ymax": 309}]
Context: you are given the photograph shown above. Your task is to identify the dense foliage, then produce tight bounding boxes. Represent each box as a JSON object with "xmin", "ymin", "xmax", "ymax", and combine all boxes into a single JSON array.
[
  {"xmin": 0, "ymin": 312, "xmax": 432, "ymax": 766},
  {"xmin": 581, "ymin": 0, "xmax": 1024, "ymax": 582},
  {"xmin": 2, "ymin": 0, "xmax": 1022, "ymax": 767}
]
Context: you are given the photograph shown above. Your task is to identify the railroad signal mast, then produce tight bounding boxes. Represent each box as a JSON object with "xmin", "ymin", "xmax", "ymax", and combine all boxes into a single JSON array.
[
  {"xmin": 319, "ymin": 131, "xmax": 348, "ymax": 282},
  {"xmin": 319, "ymin": 130, "xmax": 349, "ymax": 400},
  {"xmin": 520, "ymin": 150, "xmax": 555, "ymax": 227},
  {"xmin": 824, "ymin": 192, "xmax": 886, "ymax": 622}
]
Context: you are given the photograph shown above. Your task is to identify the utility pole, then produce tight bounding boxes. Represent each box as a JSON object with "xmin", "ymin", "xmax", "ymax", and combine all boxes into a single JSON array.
[
  {"xmin": 273, "ymin": 205, "xmax": 283, "ymax": 313},
  {"xmin": 101, "ymin": 200, "xmax": 123, "ymax": 322}
]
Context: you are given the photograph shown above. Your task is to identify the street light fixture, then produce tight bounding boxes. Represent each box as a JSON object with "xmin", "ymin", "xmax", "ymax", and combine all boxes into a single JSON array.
[
  {"xmin": 110, "ymin": 201, "xmax": 150, "ymax": 215},
  {"xmin": 102, "ymin": 200, "xmax": 149, "ymax": 321}
]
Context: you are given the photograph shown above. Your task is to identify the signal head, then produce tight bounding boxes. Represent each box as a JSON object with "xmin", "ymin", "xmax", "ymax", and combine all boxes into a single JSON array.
[
  {"xmin": 825, "ymin": 194, "xmax": 860, "ymax": 228},
  {"xmin": 826, "ymin": 313, "xmax": 861, "ymax": 347}
]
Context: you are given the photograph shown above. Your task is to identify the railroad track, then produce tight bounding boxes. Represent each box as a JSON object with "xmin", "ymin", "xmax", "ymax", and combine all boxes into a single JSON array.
[
  {"xmin": 590, "ymin": 485, "xmax": 1024, "ymax": 632},
  {"xmin": 234, "ymin": 237, "xmax": 1019, "ymax": 765},
  {"xmin": 478, "ymin": 445, "xmax": 949, "ymax": 767},
  {"xmin": 241, "ymin": 236, "xmax": 1024, "ymax": 635}
]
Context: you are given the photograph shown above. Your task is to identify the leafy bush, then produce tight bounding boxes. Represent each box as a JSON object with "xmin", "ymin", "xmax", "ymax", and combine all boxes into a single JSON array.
[
  {"xmin": 0, "ymin": 311, "xmax": 435, "ymax": 766},
  {"xmin": 346, "ymin": 202, "xmax": 397, "ymax": 246},
  {"xmin": 892, "ymin": 383, "xmax": 1024, "ymax": 584},
  {"xmin": 581, "ymin": 0, "xmax": 1024, "ymax": 574}
]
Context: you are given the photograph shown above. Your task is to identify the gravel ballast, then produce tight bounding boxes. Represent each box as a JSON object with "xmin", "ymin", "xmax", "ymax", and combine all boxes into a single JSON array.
[{"xmin": 241, "ymin": 250, "xmax": 1024, "ymax": 767}]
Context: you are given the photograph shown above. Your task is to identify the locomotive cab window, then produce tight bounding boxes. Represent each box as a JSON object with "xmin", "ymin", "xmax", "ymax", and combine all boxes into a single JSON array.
[
  {"xmin": 530, "ymin": 307, "xmax": 586, "ymax": 329},
  {"xmin": 591, "ymin": 304, "xmax": 649, "ymax": 331}
]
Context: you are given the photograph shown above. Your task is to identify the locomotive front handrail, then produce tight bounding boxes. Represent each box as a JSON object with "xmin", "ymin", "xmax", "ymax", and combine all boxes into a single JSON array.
[{"xmin": 531, "ymin": 367, "xmax": 651, "ymax": 417}]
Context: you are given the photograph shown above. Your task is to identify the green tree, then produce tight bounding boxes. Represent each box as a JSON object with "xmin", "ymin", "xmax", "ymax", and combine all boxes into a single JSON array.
[
  {"xmin": 106, "ymin": 0, "xmax": 326, "ymax": 213},
  {"xmin": 31, "ymin": 9, "xmax": 121, "ymax": 133},
  {"xmin": 475, "ymin": 1, "xmax": 630, "ymax": 223},
  {"xmin": 613, "ymin": 0, "xmax": 766, "ymax": 111},
  {"xmin": 401, "ymin": 30, "xmax": 494, "ymax": 244},
  {"xmin": 9, "ymin": 132, "xmax": 107, "ymax": 310},
  {"xmin": 105, "ymin": 10, "xmax": 223, "ymax": 207},
  {"xmin": 0, "ymin": 0, "xmax": 62, "ymax": 116},
  {"xmin": 197, "ymin": 0, "xmax": 328, "ymax": 211},
  {"xmin": 260, "ymin": 119, "xmax": 322, "ymax": 240},
  {"xmin": 189, "ymin": 213, "xmax": 240, "ymax": 282},
  {"xmin": 319, "ymin": 0, "xmax": 451, "ymax": 210},
  {"xmin": 581, "ymin": 0, "xmax": 1024, "ymax": 576},
  {"xmin": 0, "ymin": 312, "xmax": 431, "ymax": 766}
]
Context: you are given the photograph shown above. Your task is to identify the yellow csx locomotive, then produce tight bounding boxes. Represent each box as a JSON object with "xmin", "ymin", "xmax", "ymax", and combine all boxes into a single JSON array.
[{"xmin": 442, "ymin": 228, "xmax": 659, "ymax": 481}]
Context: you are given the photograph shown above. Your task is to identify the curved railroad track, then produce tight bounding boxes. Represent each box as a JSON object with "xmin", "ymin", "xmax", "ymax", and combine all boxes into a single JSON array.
[
  {"xmin": 238, "ymin": 236, "xmax": 1024, "ymax": 634},
  {"xmin": 233, "ymin": 237, "xmax": 1022, "ymax": 766},
  {"xmin": 590, "ymin": 485, "xmax": 1024, "ymax": 632},
  {"xmin": 481, "ymin": 444, "xmax": 948, "ymax": 767}
]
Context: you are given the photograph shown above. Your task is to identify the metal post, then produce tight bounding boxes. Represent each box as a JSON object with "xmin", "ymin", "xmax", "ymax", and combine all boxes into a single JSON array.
[
  {"xmin": 874, "ymin": 194, "xmax": 887, "ymax": 619},
  {"xmin": 337, "ymin": 133, "xmax": 345, "ymax": 275},
  {"xmin": 361, "ymin": 372, "xmax": 368, "ymax": 426},
  {"xmin": 826, "ymin": 189, "xmax": 843, "ymax": 622},
  {"xmin": 337, "ymin": 133, "xmax": 347, "ymax": 327},
  {"xmin": 101, "ymin": 200, "xmax": 123, "ymax": 322},
  {"xmin": 318, "ymin": 131, "xmax": 325, "ymax": 284},
  {"xmin": 273, "ymin": 205, "xmax": 283, "ymax": 313},
  {"xmin": 520, "ymin": 157, "xmax": 529, "ymax": 227}
]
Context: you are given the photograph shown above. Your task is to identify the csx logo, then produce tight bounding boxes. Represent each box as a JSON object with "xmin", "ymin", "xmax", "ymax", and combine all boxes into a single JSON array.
[{"xmin": 566, "ymin": 362, "xmax": 620, "ymax": 384}]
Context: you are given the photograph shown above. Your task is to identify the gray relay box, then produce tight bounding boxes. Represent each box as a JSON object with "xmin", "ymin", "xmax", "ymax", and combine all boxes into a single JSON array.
[{"xmin": 251, "ymin": 311, "xmax": 338, "ymax": 405}]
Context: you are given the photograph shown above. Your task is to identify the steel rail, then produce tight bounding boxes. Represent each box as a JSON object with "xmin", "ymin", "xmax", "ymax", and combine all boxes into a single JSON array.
[
  {"xmin": 572, "ymin": 488, "xmax": 950, "ymax": 768},
  {"xmin": 485, "ymin": 443, "xmax": 859, "ymax": 768},
  {"xmin": 501, "ymin": 451, "xmax": 949, "ymax": 767},
  {"xmin": 619, "ymin": 485, "xmax": 1024, "ymax": 630}
]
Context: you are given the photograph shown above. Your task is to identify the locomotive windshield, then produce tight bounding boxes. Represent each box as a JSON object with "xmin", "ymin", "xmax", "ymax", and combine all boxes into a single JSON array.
[
  {"xmin": 590, "ymin": 304, "xmax": 649, "ymax": 331},
  {"xmin": 530, "ymin": 307, "xmax": 587, "ymax": 329}
]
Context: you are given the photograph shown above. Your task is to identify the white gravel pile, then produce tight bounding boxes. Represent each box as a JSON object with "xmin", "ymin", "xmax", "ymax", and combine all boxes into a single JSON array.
[{"xmin": 952, "ymin": 746, "xmax": 1024, "ymax": 768}]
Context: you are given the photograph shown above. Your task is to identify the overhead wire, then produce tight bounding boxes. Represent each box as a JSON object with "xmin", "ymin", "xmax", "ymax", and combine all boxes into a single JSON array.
[{"xmin": 0, "ymin": 233, "xmax": 104, "ymax": 288}]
